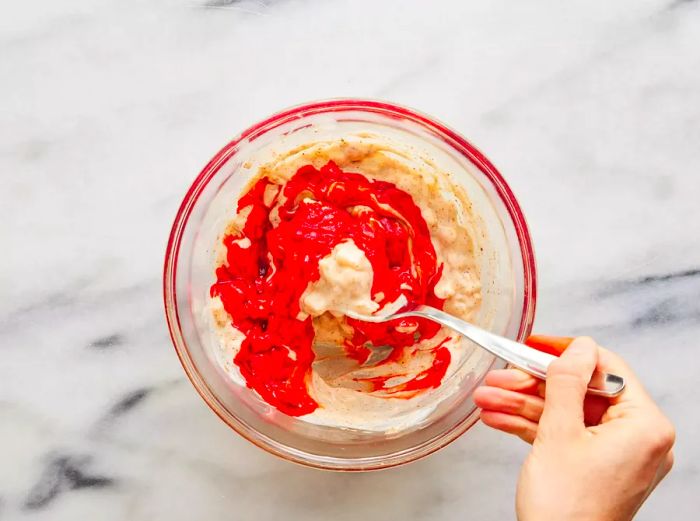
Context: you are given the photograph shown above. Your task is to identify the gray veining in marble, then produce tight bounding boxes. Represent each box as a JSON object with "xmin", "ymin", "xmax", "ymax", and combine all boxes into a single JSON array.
[{"xmin": 1, "ymin": 0, "xmax": 698, "ymax": 519}]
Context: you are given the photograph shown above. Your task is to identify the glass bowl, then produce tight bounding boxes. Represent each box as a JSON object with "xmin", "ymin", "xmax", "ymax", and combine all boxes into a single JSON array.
[{"xmin": 163, "ymin": 99, "xmax": 536, "ymax": 471}]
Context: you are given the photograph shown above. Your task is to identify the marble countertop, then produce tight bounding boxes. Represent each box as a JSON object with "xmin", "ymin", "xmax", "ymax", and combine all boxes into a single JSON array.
[{"xmin": 2, "ymin": 0, "xmax": 699, "ymax": 519}]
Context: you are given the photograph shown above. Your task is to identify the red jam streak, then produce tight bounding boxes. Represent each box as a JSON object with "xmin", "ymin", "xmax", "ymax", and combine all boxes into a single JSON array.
[
  {"xmin": 361, "ymin": 337, "xmax": 452, "ymax": 394},
  {"xmin": 211, "ymin": 161, "xmax": 449, "ymax": 416}
]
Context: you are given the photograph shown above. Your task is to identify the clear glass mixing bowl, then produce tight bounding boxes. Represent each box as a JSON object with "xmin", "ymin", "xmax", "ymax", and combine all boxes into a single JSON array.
[{"xmin": 163, "ymin": 99, "xmax": 536, "ymax": 470}]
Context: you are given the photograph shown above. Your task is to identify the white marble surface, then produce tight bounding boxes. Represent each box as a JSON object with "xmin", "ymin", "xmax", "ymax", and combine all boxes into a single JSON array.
[{"xmin": 1, "ymin": 0, "xmax": 699, "ymax": 519}]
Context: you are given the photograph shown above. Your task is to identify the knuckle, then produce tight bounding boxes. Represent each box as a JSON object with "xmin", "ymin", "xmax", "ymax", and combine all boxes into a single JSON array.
[
  {"xmin": 658, "ymin": 420, "xmax": 677, "ymax": 451},
  {"xmin": 511, "ymin": 390, "xmax": 526, "ymax": 409},
  {"xmin": 664, "ymin": 451, "xmax": 675, "ymax": 475},
  {"xmin": 644, "ymin": 418, "xmax": 676, "ymax": 456}
]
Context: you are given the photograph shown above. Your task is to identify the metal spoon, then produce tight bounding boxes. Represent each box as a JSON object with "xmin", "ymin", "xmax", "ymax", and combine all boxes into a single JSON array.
[{"xmin": 345, "ymin": 304, "xmax": 626, "ymax": 397}]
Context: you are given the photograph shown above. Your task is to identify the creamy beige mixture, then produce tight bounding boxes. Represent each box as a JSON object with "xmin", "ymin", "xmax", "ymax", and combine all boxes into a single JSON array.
[
  {"xmin": 299, "ymin": 240, "xmax": 379, "ymax": 320},
  {"xmin": 211, "ymin": 133, "xmax": 484, "ymax": 432}
]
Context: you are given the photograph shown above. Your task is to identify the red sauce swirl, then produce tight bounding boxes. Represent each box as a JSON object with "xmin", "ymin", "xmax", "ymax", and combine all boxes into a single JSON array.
[{"xmin": 211, "ymin": 161, "xmax": 450, "ymax": 416}]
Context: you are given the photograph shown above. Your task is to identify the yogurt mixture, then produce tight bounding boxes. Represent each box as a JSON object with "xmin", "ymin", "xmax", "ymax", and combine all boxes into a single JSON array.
[{"xmin": 210, "ymin": 134, "xmax": 483, "ymax": 430}]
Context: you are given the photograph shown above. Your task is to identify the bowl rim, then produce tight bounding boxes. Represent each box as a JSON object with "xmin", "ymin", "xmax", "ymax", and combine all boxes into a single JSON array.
[{"xmin": 163, "ymin": 98, "xmax": 537, "ymax": 471}]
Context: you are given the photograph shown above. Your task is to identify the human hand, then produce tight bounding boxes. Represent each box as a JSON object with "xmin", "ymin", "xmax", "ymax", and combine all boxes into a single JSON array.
[{"xmin": 473, "ymin": 336, "xmax": 675, "ymax": 521}]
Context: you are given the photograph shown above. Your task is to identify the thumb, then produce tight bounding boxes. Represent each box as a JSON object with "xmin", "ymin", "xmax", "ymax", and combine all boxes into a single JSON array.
[{"xmin": 538, "ymin": 337, "xmax": 599, "ymax": 440}]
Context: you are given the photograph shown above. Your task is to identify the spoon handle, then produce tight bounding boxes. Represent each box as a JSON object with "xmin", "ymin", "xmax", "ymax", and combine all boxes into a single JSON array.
[{"xmin": 411, "ymin": 306, "xmax": 625, "ymax": 397}]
